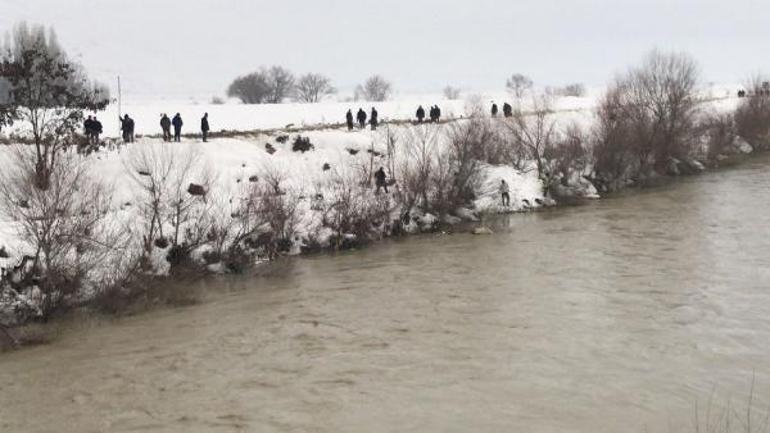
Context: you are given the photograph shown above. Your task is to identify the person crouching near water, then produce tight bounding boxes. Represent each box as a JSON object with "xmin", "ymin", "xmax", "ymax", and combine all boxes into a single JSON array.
[
  {"xmin": 500, "ymin": 179, "xmax": 510, "ymax": 206},
  {"xmin": 375, "ymin": 167, "xmax": 388, "ymax": 194}
]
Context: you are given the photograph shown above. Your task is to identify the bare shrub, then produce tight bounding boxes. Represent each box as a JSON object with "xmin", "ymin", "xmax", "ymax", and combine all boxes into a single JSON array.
[
  {"xmin": 295, "ymin": 73, "xmax": 336, "ymax": 103},
  {"xmin": 124, "ymin": 144, "xmax": 215, "ymax": 271},
  {"xmin": 244, "ymin": 166, "xmax": 301, "ymax": 259},
  {"xmin": 590, "ymin": 86, "xmax": 637, "ymax": 189},
  {"xmin": 699, "ymin": 110, "xmax": 738, "ymax": 162},
  {"xmin": 735, "ymin": 75, "xmax": 770, "ymax": 150},
  {"xmin": 210, "ymin": 96, "xmax": 225, "ymax": 105},
  {"xmin": 355, "ymin": 75, "xmax": 392, "ymax": 102},
  {"xmin": 502, "ymin": 95, "xmax": 559, "ymax": 191},
  {"xmin": 0, "ymin": 148, "xmax": 126, "ymax": 318},
  {"xmin": 591, "ymin": 50, "xmax": 700, "ymax": 185},
  {"xmin": 548, "ymin": 123, "xmax": 590, "ymax": 186},
  {"xmin": 396, "ymin": 127, "xmax": 440, "ymax": 213},
  {"xmin": 443, "ymin": 85, "xmax": 461, "ymax": 100},
  {"xmin": 319, "ymin": 167, "xmax": 392, "ymax": 248},
  {"xmin": 506, "ymin": 73, "xmax": 534, "ymax": 99}
]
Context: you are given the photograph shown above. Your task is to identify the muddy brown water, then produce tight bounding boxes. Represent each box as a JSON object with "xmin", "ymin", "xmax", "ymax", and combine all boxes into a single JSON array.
[{"xmin": 2, "ymin": 156, "xmax": 770, "ymax": 433}]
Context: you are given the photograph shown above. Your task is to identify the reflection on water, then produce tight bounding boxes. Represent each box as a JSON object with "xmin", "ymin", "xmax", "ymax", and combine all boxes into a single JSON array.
[{"xmin": 2, "ymin": 156, "xmax": 770, "ymax": 433}]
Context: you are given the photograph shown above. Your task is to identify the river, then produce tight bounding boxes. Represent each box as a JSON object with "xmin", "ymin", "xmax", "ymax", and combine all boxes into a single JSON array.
[{"xmin": 2, "ymin": 156, "xmax": 770, "ymax": 433}]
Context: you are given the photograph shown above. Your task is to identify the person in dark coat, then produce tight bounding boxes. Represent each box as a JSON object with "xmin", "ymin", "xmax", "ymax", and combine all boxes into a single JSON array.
[
  {"xmin": 491, "ymin": 103, "xmax": 499, "ymax": 117},
  {"xmin": 172, "ymin": 113, "xmax": 183, "ymax": 142},
  {"xmin": 84, "ymin": 116, "xmax": 94, "ymax": 141},
  {"xmin": 370, "ymin": 107, "xmax": 378, "ymax": 130},
  {"xmin": 374, "ymin": 167, "xmax": 388, "ymax": 194},
  {"xmin": 120, "ymin": 114, "xmax": 133, "ymax": 143},
  {"xmin": 346, "ymin": 109, "xmax": 354, "ymax": 131},
  {"xmin": 127, "ymin": 116, "xmax": 135, "ymax": 142},
  {"xmin": 160, "ymin": 114, "xmax": 172, "ymax": 142},
  {"xmin": 416, "ymin": 105, "xmax": 425, "ymax": 123},
  {"xmin": 435, "ymin": 105, "xmax": 441, "ymax": 122},
  {"xmin": 503, "ymin": 102, "xmax": 513, "ymax": 118},
  {"xmin": 356, "ymin": 108, "xmax": 367, "ymax": 129},
  {"xmin": 92, "ymin": 117, "xmax": 103, "ymax": 144},
  {"xmin": 201, "ymin": 113, "xmax": 210, "ymax": 142}
]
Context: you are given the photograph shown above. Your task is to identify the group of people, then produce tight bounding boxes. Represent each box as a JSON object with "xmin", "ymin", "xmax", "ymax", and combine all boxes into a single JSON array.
[
  {"xmin": 415, "ymin": 105, "xmax": 441, "ymax": 123},
  {"xmin": 491, "ymin": 102, "xmax": 514, "ymax": 118},
  {"xmin": 158, "ymin": 113, "xmax": 188, "ymax": 142},
  {"xmin": 346, "ymin": 108, "xmax": 379, "ymax": 131},
  {"xmin": 85, "ymin": 112, "xmax": 210, "ymax": 144},
  {"xmin": 83, "ymin": 116, "xmax": 104, "ymax": 145}
]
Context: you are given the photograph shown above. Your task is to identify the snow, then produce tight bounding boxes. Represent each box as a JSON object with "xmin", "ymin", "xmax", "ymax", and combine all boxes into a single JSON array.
[{"xmin": 0, "ymin": 89, "xmax": 747, "ymax": 321}]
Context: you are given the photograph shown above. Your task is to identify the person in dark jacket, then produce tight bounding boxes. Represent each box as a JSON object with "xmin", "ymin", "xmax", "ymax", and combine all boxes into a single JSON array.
[
  {"xmin": 491, "ymin": 103, "xmax": 499, "ymax": 117},
  {"xmin": 503, "ymin": 102, "xmax": 513, "ymax": 118},
  {"xmin": 120, "ymin": 114, "xmax": 134, "ymax": 143},
  {"xmin": 127, "ymin": 116, "xmax": 135, "ymax": 142},
  {"xmin": 435, "ymin": 105, "xmax": 441, "ymax": 122},
  {"xmin": 346, "ymin": 109, "xmax": 354, "ymax": 131},
  {"xmin": 84, "ymin": 116, "xmax": 94, "ymax": 141},
  {"xmin": 374, "ymin": 167, "xmax": 388, "ymax": 194},
  {"xmin": 370, "ymin": 107, "xmax": 378, "ymax": 130},
  {"xmin": 416, "ymin": 105, "xmax": 425, "ymax": 123},
  {"xmin": 172, "ymin": 113, "xmax": 183, "ymax": 142},
  {"xmin": 201, "ymin": 113, "xmax": 210, "ymax": 142},
  {"xmin": 92, "ymin": 117, "xmax": 103, "ymax": 144},
  {"xmin": 160, "ymin": 114, "xmax": 172, "ymax": 141},
  {"xmin": 356, "ymin": 108, "xmax": 367, "ymax": 129}
]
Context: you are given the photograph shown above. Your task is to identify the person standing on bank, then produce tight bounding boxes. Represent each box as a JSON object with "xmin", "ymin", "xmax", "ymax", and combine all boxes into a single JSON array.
[
  {"xmin": 491, "ymin": 102, "xmax": 499, "ymax": 118},
  {"xmin": 416, "ymin": 105, "xmax": 425, "ymax": 123},
  {"xmin": 346, "ymin": 109, "xmax": 354, "ymax": 131},
  {"xmin": 172, "ymin": 113, "xmax": 183, "ymax": 142},
  {"xmin": 160, "ymin": 114, "xmax": 172, "ymax": 142},
  {"xmin": 201, "ymin": 113, "xmax": 210, "ymax": 142},
  {"xmin": 374, "ymin": 167, "xmax": 388, "ymax": 194},
  {"xmin": 370, "ymin": 107, "xmax": 378, "ymax": 130},
  {"xmin": 499, "ymin": 179, "xmax": 510, "ymax": 206}
]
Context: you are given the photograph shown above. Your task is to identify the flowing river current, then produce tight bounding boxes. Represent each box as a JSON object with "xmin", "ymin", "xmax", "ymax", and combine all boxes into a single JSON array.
[{"xmin": 2, "ymin": 156, "xmax": 770, "ymax": 433}]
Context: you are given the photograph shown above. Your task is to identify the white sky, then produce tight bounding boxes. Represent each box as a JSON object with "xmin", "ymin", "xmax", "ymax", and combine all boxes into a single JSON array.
[{"xmin": 0, "ymin": 0, "xmax": 767, "ymax": 99}]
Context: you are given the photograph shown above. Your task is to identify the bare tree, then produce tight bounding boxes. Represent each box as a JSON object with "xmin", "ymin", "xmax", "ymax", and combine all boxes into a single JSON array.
[
  {"xmin": 502, "ymin": 95, "xmax": 559, "ymax": 193},
  {"xmin": 443, "ymin": 85, "xmax": 461, "ymax": 100},
  {"xmin": 506, "ymin": 74, "xmax": 534, "ymax": 99},
  {"xmin": 264, "ymin": 65, "xmax": 295, "ymax": 104},
  {"xmin": 227, "ymin": 72, "xmax": 270, "ymax": 104},
  {"xmin": 0, "ymin": 23, "xmax": 110, "ymax": 188},
  {"xmin": 735, "ymin": 75, "xmax": 770, "ymax": 150},
  {"xmin": 295, "ymin": 73, "xmax": 336, "ymax": 103},
  {"xmin": 0, "ymin": 148, "xmax": 122, "ymax": 318},
  {"xmin": 355, "ymin": 75, "xmax": 392, "ymax": 102}
]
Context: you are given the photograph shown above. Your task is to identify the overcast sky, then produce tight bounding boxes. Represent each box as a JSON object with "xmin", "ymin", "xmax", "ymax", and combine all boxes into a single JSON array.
[{"xmin": 0, "ymin": 0, "xmax": 767, "ymax": 99}]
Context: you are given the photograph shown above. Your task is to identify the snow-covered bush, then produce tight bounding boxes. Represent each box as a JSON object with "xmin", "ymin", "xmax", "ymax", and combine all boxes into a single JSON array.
[
  {"xmin": 0, "ymin": 148, "xmax": 130, "ymax": 319},
  {"xmin": 124, "ymin": 144, "xmax": 215, "ymax": 272}
]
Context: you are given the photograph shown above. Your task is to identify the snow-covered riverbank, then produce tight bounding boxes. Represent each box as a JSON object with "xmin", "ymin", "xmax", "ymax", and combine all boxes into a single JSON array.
[{"xmin": 0, "ymin": 90, "xmax": 748, "ymax": 326}]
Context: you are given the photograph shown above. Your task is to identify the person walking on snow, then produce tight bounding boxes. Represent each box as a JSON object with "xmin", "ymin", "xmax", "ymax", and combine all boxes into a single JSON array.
[
  {"xmin": 416, "ymin": 105, "xmax": 425, "ymax": 123},
  {"xmin": 346, "ymin": 109, "xmax": 354, "ymax": 131},
  {"xmin": 499, "ymin": 179, "xmax": 510, "ymax": 206},
  {"xmin": 92, "ymin": 117, "xmax": 103, "ymax": 145},
  {"xmin": 356, "ymin": 108, "xmax": 367, "ymax": 129},
  {"xmin": 160, "ymin": 114, "xmax": 172, "ymax": 142},
  {"xmin": 370, "ymin": 107, "xmax": 379, "ymax": 130},
  {"xmin": 172, "ymin": 113, "xmax": 183, "ymax": 142},
  {"xmin": 374, "ymin": 167, "xmax": 388, "ymax": 194},
  {"xmin": 84, "ymin": 116, "xmax": 94, "ymax": 141},
  {"xmin": 201, "ymin": 113, "xmax": 210, "ymax": 142},
  {"xmin": 491, "ymin": 102, "xmax": 499, "ymax": 118}
]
